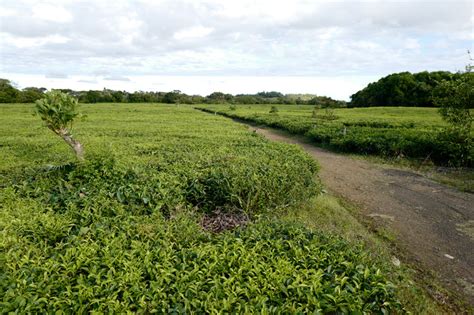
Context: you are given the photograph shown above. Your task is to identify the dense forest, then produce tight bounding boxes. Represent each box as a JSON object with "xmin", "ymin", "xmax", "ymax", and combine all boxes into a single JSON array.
[
  {"xmin": 0, "ymin": 79, "xmax": 344, "ymax": 107},
  {"xmin": 349, "ymin": 71, "xmax": 473, "ymax": 108}
]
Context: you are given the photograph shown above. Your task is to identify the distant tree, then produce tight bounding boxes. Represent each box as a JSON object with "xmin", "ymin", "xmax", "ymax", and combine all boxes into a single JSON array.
[
  {"xmin": 257, "ymin": 91, "xmax": 284, "ymax": 98},
  {"xmin": 191, "ymin": 95, "xmax": 206, "ymax": 104},
  {"xmin": 163, "ymin": 90, "xmax": 182, "ymax": 104},
  {"xmin": 308, "ymin": 96, "xmax": 346, "ymax": 108},
  {"xmin": 433, "ymin": 74, "xmax": 473, "ymax": 128},
  {"xmin": 207, "ymin": 92, "xmax": 234, "ymax": 104},
  {"xmin": 35, "ymin": 90, "xmax": 85, "ymax": 161},
  {"xmin": 81, "ymin": 90, "xmax": 102, "ymax": 103},
  {"xmin": 111, "ymin": 90, "xmax": 126, "ymax": 102},
  {"xmin": 0, "ymin": 79, "xmax": 20, "ymax": 103},
  {"xmin": 269, "ymin": 106, "xmax": 279, "ymax": 114},
  {"xmin": 234, "ymin": 95, "xmax": 258, "ymax": 104},
  {"xmin": 18, "ymin": 87, "xmax": 45, "ymax": 103},
  {"xmin": 279, "ymin": 97, "xmax": 296, "ymax": 105},
  {"xmin": 349, "ymin": 71, "xmax": 465, "ymax": 108},
  {"xmin": 129, "ymin": 91, "xmax": 155, "ymax": 103},
  {"xmin": 432, "ymin": 55, "xmax": 473, "ymax": 166}
]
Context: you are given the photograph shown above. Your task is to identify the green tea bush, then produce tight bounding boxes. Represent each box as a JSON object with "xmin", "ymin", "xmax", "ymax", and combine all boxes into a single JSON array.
[
  {"xmin": 4, "ymin": 104, "xmax": 321, "ymax": 218},
  {"xmin": 198, "ymin": 106, "xmax": 472, "ymax": 166},
  {"xmin": 13, "ymin": 156, "xmax": 184, "ymax": 218},
  {"xmin": 0, "ymin": 104, "xmax": 402, "ymax": 312},
  {"xmin": 13, "ymin": 143, "xmax": 319, "ymax": 218},
  {"xmin": 269, "ymin": 105, "xmax": 279, "ymax": 114},
  {"xmin": 434, "ymin": 128, "xmax": 473, "ymax": 167},
  {"xmin": 0, "ymin": 196, "xmax": 402, "ymax": 314},
  {"xmin": 184, "ymin": 143, "xmax": 319, "ymax": 214}
]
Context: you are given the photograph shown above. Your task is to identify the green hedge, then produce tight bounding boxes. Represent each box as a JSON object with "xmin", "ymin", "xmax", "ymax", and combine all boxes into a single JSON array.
[
  {"xmin": 13, "ymin": 141, "xmax": 319, "ymax": 218},
  {"xmin": 199, "ymin": 107, "xmax": 473, "ymax": 167},
  {"xmin": 0, "ymin": 193, "xmax": 401, "ymax": 313},
  {"xmin": 0, "ymin": 104, "xmax": 403, "ymax": 313}
]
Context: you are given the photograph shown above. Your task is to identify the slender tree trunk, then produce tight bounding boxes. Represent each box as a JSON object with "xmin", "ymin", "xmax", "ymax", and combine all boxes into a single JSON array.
[{"xmin": 55, "ymin": 128, "xmax": 85, "ymax": 161}]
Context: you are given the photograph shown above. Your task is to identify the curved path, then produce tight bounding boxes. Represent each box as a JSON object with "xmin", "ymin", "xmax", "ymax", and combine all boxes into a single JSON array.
[{"xmin": 250, "ymin": 124, "xmax": 474, "ymax": 306}]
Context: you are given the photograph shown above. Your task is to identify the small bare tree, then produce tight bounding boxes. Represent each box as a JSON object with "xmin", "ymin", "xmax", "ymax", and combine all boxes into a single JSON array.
[{"xmin": 35, "ymin": 90, "xmax": 85, "ymax": 161}]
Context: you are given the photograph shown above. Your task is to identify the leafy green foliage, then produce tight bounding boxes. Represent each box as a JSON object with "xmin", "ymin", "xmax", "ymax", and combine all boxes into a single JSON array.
[
  {"xmin": 35, "ymin": 90, "xmax": 80, "ymax": 131},
  {"xmin": 13, "ymin": 143, "xmax": 319, "ymax": 217},
  {"xmin": 269, "ymin": 106, "xmax": 279, "ymax": 114},
  {"xmin": 197, "ymin": 105, "xmax": 473, "ymax": 166},
  {"xmin": 0, "ymin": 78, "xmax": 346, "ymax": 105},
  {"xmin": 0, "ymin": 198, "xmax": 402, "ymax": 313},
  {"xmin": 350, "ymin": 71, "xmax": 472, "ymax": 108},
  {"xmin": 432, "ymin": 73, "xmax": 473, "ymax": 166},
  {"xmin": 0, "ymin": 104, "xmax": 403, "ymax": 312},
  {"xmin": 18, "ymin": 87, "xmax": 45, "ymax": 103},
  {"xmin": 35, "ymin": 90, "xmax": 85, "ymax": 160},
  {"xmin": 0, "ymin": 78, "xmax": 20, "ymax": 103},
  {"xmin": 323, "ymin": 107, "xmax": 338, "ymax": 120},
  {"xmin": 433, "ymin": 73, "xmax": 473, "ymax": 128}
]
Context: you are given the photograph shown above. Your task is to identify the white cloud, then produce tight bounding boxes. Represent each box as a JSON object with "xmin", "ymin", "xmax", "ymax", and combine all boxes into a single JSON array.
[
  {"xmin": 1, "ymin": 33, "xmax": 69, "ymax": 48},
  {"xmin": 0, "ymin": 0, "xmax": 472, "ymax": 98},
  {"xmin": 104, "ymin": 76, "xmax": 130, "ymax": 81},
  {"xmin": 173, "ymin": 26, "xmax": 214, "ymax": 40},
  {"xmin": 0, "ymin": 7, "xmax": 17, "ymax": 17},
  {"xmin": 212, "ymin": 0, "xmax": 314, "ymax": 22},
  {"xmin": 404, "ymin": 38, "xmax": 421, "ymax": 50},
  {"xmin": 31, "ymin": 3, "xmax": 73, "ymax": 23}
]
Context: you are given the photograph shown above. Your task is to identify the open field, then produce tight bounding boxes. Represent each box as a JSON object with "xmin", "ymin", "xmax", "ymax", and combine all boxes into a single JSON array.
[
  {"xmin": 0, "ymin": 103, "xmax": 413, "ymax": 313},
  {"xmin": 197, "ymin": 105, "xmax": 473, "ymax": 168},
  {"xmin": 1, "ymin": 103, "xmax": 470, "ymax": 312}
]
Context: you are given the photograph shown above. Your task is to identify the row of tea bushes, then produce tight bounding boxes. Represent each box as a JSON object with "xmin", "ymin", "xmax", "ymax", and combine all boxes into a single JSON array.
[
  {"xmin": 0, "ymin": 104, "xmax": 402, "ymax": 312},
  {"xmin": 0, "ymin": 192, "xmax": 401, "ymax": 313},
  {"xmin": 197, "ymin": 106, "xmax": 472, "ymax": 167}
]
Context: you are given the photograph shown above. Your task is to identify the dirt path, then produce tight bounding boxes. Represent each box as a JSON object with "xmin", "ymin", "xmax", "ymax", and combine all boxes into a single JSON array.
[{"xmin": 250, "ymin": 124, "xmax": 474, "ymax": 306}]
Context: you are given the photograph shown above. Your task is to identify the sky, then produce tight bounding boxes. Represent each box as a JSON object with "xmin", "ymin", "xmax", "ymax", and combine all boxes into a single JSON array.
[{"xmin": 0, "ymin": 0, "xmax": 472, "ymax": 100}]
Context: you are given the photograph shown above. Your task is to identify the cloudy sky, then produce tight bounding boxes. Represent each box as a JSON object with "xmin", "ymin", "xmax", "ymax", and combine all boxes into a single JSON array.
[{"xmin": 0, "ymin": 0, "xmax": 472, "ymax": 100}]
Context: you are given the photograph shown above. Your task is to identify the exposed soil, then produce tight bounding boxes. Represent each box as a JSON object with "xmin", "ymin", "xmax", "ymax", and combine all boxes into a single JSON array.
[
  {"xmin": 248, "ymin": 124, "xmax": 474, "ymax": 308},
  {"xmin": 200, "ymin": 208, "xmax": 250, "ymax": 233}
]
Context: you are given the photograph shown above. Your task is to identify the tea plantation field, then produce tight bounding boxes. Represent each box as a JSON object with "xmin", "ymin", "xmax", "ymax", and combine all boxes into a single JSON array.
[
  {"xmin": 197, "ymin": 105, "xmax": 473, "ymax": 167},
  {"xmin": 0, "ymin": 104, "xmax": 424, "ymax": 312}
]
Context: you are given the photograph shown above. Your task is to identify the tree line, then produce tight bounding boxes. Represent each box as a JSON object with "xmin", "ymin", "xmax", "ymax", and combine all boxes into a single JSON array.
[
  {"xmin": 2, "ymin": 70, "xmax": 471, "ymax": 108},
  {"xmin": 349, "ymin": 71, "xmax": 473, "ymax": 108},
  {"xmin": 0, "ymin": 79, "xmax": 345, "ymax": 107}
]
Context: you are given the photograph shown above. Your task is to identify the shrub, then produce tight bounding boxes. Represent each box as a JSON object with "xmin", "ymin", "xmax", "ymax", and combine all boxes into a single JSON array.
[
  {"xmin": 323, "ymin": 107, "xmax": 338, "ymax": 120},
  {"xmin": 35, "ymin": 90, "xmax": 85, "ymax": 161},
  {"xmin": 14, "ymin": 142, "xmax": 320, "ymax": 217},
  {"xmin": 269, "ymin": 106, "xmax": 279, "ymax": 114},
  {"xmin": 433, "ymin": 73, "xmax": 473, "ymax": 166},
  {"xmin": 434, "ymin": 128, "xmax": 473, "ymax": 167},
  {"xmin": 0, "ymin": 203, "xmax": 402, "ymax": 314},
  {"xmin": 184, "ymin": 143, "xmax": 320, "ymax": 214},
  {"xmin": 1, "ymin": 104, "xmax": 401, "ymax": 313},
  {"xmin": 202, "ymin": 106, "xmax": 471, "ymax": 166}
]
